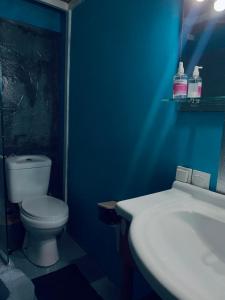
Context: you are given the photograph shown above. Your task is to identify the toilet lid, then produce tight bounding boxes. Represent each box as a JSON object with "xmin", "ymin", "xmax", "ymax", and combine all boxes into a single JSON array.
[{"xmin": 21, "ymin": 195, "xmax": 68, "ymax": 220}]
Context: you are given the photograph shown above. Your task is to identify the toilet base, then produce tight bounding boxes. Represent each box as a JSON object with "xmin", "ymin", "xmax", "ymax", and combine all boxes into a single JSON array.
[{"xmin": 23, "ymin": 232, "xmax": 59, "ymax": 267}]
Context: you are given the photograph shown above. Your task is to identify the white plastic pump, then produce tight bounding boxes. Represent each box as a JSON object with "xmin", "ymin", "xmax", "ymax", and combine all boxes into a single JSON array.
[
  {"xmin": 193, "ymin": 66, "xmax": 203, "ymax": 79},
  {"xmin": 178, "ymin": 61, "xmax": 185, "ymax": 75}
]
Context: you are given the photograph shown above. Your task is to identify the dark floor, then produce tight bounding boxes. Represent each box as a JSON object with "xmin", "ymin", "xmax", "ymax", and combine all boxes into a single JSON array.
[
  {"xmin": 33, "ymin": 261, "xmax": 163, "ymax": 300},
  {"xmin": 141, "ymin": 292, "xmax": 162, "ymax": 300},
  {"xmin": 33, "ymin": 264, "xmax": 103, "ymax": 300}
]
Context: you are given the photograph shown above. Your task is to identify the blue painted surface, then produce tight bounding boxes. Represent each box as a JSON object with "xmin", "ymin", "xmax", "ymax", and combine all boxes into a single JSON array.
[
  {"xmin": 0, "ymin": 0, "xmax": 63, "ymax": 32},
  {"xmin": 68, "ymin": 0, "xmax": 224, "ymax": 296}
]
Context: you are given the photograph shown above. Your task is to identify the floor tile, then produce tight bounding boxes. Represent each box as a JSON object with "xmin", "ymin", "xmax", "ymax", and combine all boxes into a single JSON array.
[
  {"xmin": 10, "ymin": 232, "xmax": 86, "ymax": 279},
  {"xmin": 58, "ymin": 232, "xmax": 86, "ymax": 262},
  {"xmin": 75, "ymin": 254, "xmax": 105, "ymax": 282},
  {"xmin": 141, "ymin": 292, "xmax": 162, "ymax": 300},
  {"xmin": 91, "ymin": 277, "xmax": 120, "ymax": 300},
  {"xmin": 33, "ymin": 264, "xmax": 102, "ymax": 300}
]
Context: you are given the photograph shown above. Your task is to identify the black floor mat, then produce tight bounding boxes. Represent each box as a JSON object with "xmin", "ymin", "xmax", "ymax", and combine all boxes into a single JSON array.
[{"xmin": 32, "ymin": 264, "xmax": 103, "ymax": 300}]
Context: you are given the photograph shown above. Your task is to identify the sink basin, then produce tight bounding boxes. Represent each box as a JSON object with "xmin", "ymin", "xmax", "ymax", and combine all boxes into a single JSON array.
[{"xmin": 118, "ymin": 181, "xmax": 225, "ymax": 300}]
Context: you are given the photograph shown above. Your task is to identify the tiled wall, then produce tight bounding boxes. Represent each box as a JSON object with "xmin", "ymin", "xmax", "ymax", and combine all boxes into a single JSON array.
[
  {"xmin": 0, "ymin": 0, "xmax": 65, "ymax": 256},
  {"xmin": 0, "ymin": 18, "xmax": 63, "ymax": 198}
]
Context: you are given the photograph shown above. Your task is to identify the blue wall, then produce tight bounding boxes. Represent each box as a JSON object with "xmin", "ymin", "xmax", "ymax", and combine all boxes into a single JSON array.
[
  {"xmin": 0, "ymin": 0, "xmax": 63, "ymax": 32},
  {"xmin": 68, "ymin": 0, "xmax": 224, "ymax": 296}
]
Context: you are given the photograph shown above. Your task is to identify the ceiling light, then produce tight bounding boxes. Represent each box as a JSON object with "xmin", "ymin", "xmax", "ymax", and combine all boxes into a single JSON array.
[{"xmin": 214, "ymin": 0, "xmax": 225, "ymax": 12}]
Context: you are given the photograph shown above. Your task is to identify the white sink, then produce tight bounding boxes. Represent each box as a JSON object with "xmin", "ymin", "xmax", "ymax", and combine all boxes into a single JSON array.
[{"xmin": 116, "ymin": 181, "xmax": 225, "ymax": 300}]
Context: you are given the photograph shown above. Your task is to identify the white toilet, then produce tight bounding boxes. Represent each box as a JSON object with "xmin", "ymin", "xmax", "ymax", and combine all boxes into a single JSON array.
[{"xmin": 5, "ymin": 155, "xmax": 69, "ymax": 267}]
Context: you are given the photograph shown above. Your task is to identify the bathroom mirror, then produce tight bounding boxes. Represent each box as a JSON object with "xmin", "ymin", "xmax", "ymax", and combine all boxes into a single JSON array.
[{"xmin": 181, "ymin": 0, "xmax": 225, "ymax": 97}]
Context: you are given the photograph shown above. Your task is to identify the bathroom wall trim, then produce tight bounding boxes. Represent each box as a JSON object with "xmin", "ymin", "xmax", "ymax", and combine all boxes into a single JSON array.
[
  {"xmin": 63, "ymin": 9, "xmax": 72, "ymax": 204},
  {"xmin": 69, "ymin": 0, "xmax": 85, "ymax": 10},
  {"xmin": 216, "ymin": 119, "xmax": 225, "ymax": 194},
  {"xmin": 63, "ymin": 0, "xmax": 84, "ymax": 203},
  {"xmin": 33, "ymin": 0, "xmax": 84, "ymax": 11},
  {"xmin": 32, "ymin": 0, "xmax": 68, "ymax": 11}
]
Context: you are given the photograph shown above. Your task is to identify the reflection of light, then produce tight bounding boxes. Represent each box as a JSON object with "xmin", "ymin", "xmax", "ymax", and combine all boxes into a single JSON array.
[
  {"xmin": 196, "ymin": 0, "xmax": 205, "ymax": 2},
  {"xmin": 187, "ymin": 17, "xmax": 217, "ymax": 75},
  {"xmin": 214, "ymin": 0, "xmax": 225, "ymax": 12}
]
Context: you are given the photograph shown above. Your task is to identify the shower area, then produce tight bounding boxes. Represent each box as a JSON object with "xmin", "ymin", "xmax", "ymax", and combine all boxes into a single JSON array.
[{"xmin": 0, "ymin": 17, "xmax": 64, "ymax": 264}]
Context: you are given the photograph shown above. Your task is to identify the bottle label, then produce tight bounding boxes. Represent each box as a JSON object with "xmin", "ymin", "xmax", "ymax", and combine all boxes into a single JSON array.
[
  {"xmin": 188, "ymin": 82, "xmax": 202, "ymax": 98},
  {"xmin": 173, "ymin": 79, "xmax": 187, "ymax": 97},
  {"xmin": 197, "ymin": 82, "xmax": 202, "ymax": 97}
]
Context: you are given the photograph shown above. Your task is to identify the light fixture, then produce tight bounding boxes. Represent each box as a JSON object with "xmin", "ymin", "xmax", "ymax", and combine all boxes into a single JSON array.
[
  {"xmin": 214, "ymin": 0, "xmax": 225, "ymax": 12},
  {"xmin": 195, "ymin": 0, "xmax": 225, "ymax": 12}
]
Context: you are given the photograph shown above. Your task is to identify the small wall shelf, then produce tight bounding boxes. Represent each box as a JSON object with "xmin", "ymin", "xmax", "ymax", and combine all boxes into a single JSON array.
[
  {"xmin": 162, "ymin": 97, "xmax": 225, "ymax": 112},
  {"xmin": 0, "ymin": 105, "xmax": 17, "ymax": 112}
]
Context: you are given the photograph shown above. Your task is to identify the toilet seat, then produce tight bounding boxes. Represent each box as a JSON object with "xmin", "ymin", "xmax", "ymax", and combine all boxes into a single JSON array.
[
  {"xmin": 21, "ymin": 212, "xmax": 68, "ymax": 229},
  {"xmin": 21, "ymin": 195, "xmax": 68, "ymax": 222}
]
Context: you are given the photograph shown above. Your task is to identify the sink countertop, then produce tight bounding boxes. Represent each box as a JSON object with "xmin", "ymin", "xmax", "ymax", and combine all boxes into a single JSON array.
[
  {"xmin": 115, "ymin": 181, "xmax": 225, "ymax": 300},
  {"xmin": 116, "ymin": 181, "xmax": 225, "ymax": 222}
]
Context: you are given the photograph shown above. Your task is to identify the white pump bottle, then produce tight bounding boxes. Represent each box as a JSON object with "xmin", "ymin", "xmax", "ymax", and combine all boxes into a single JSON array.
[
  {"xmin": 188, "ymin": 66, "xmax": 203, "ymax": 98},
  {"xmin": 173, "ymin": 61, "xmax": 188, "ymax": 99}
]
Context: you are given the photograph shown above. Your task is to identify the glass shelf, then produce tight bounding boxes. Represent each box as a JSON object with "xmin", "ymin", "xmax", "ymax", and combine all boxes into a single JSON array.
[
  {"xmin": 0, "ymin": 105, "xmax": 18, "ymax": 112},
  {"xmin": 162, "ymin": 97, "xmax": 225, "ymax": 112}
]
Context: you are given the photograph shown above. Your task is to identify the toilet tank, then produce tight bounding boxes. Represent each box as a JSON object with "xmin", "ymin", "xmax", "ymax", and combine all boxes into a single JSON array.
[{"xmin": 5, "ymin": 155, "xmax": 52, "ymax": 203}]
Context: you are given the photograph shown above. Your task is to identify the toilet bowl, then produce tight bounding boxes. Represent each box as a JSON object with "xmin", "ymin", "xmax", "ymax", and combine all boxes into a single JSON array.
[
  {"xmin": 21, "ymin": 195, "xmax": 68, "ymax": 267},
  {"xmin": 5, "ymin": 155, "xmax": 69, "ymax": 267}
]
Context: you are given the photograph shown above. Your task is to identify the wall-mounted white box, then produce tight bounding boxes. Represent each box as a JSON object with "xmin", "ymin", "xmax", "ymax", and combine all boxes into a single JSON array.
[
  {"xmin": 191, "ymin": 170, "xmax": 211, "ymax": 190},
  {"xmin": 176, "ymin": 166, "xmax": 192, "ymax": 183}
]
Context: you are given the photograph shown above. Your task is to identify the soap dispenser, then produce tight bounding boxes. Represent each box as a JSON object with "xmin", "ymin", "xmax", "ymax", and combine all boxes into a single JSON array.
[
  {"xmin": 173, "ymin": 61, "xmax": 188, "ymax": 99},
  {"xmin": 187, "ymin": 66, "xmax": 203, "ymax": 98}
]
